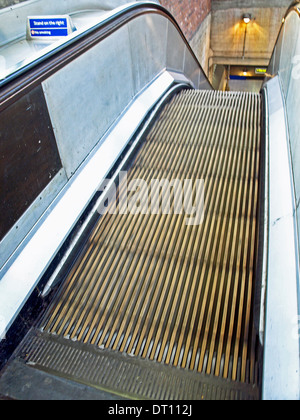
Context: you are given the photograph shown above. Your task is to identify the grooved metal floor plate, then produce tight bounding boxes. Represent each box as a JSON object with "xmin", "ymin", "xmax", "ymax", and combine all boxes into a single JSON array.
[{"xmin": 1, "ymin": 328, "xmax": 259, "ymax": 400}]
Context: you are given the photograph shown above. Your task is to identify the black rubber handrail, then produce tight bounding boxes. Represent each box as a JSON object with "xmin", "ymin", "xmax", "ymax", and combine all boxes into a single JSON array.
[{"xmin": 0, "ymin": 1, "xmax": 212, "ymax": 109}]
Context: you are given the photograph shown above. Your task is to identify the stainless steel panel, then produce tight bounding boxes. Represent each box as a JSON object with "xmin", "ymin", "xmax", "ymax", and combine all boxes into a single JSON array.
[
  {"xmin": 128, "ymin": 13, "xmax": 168, "ymax": 95},
  {"xmin": 286, "ymin": 39, "xmax": 300, "ymax": 248},
  {"xmin": 279, "ymin": 12, "xmax": 299, "ymax": 96},
  {"xmin": 183, "ymin": 45, "xmax": 201, "ymax": 89},
  {"xmin": 263, "ymin": 76, "xmax": 300, "ymax": 400},
  {"xmin": 272, "ymin": 25, "xmax": 284, "ymax": 76},
  {"xmin": 166, "ymin": 19, "xmax": 185, "ymax": 73},
  {"xmin": 43, "ymin": 25, "xmax": 134, "ymax": 178},
  {"xmin": 263, "ymin": 5, "xmax": 300, "ymax": 400}
]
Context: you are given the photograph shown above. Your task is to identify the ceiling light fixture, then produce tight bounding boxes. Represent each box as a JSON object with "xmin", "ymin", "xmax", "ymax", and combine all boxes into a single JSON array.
[
  {"xmin": 243, "ymin": 14, "xmax": 251, "ymax": 24},
  {"xmin": 242, "ymin": 14, "xmax": 252, "ymax": 59}
]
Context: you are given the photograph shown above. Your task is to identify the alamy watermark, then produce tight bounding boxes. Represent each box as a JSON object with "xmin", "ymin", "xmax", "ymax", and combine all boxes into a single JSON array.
[{"xmin": 97, "ymin": 171, "xmax": 205, "ymax": 226}]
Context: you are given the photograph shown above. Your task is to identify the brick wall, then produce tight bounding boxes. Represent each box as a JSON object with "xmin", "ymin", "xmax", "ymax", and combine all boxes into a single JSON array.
[{"xmin": 160, "ymin": 0, "xmax": 212, "ymax": 40}]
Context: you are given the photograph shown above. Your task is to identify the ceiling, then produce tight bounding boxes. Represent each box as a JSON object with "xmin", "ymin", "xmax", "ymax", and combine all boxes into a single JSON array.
[{"xmin": 210, "ymin": 0, "xmax": 293, "ymax": 67}]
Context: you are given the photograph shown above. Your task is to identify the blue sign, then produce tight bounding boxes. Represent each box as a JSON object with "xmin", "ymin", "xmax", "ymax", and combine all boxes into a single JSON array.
[{"xmin": 28, "ymin": 17, "xmax": 70, "ymax": 38}]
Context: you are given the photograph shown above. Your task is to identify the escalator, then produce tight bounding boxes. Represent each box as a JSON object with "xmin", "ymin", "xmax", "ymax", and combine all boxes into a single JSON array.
[
  {"xmin": 0, "ymin": 89, "xmax": 263, "ymax": 400},
  {"xmin": 0, "ymin": 1, "xmax": 299, "ymax": 401}
]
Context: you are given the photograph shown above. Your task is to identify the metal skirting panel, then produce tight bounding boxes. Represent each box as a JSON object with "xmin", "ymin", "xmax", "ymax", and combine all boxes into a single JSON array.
[{"xmin": 36, "ymin": 89, "xmax": 261, "ymax": 398}]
